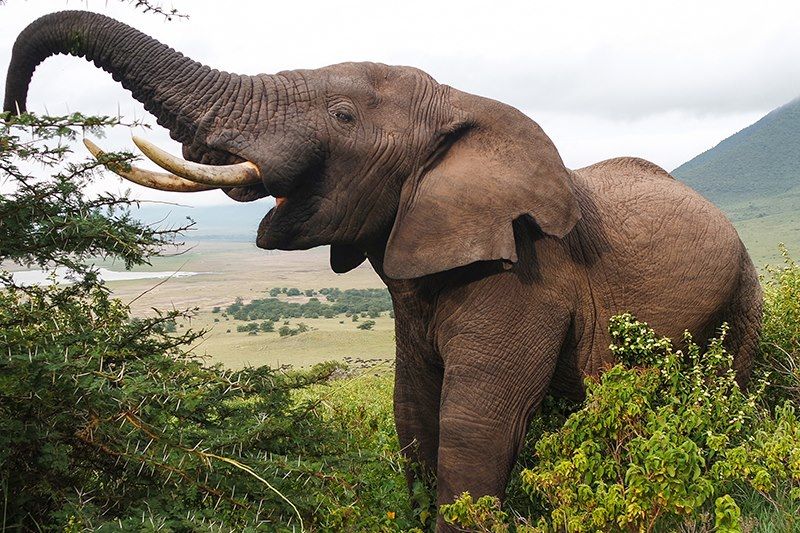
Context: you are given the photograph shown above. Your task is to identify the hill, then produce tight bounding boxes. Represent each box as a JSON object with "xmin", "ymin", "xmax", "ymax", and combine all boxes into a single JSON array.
[
  {"xmin": 672, "ymin": 98, "xmax": 800, "ymax": 265},
  {"xmin": 132, "ymin": 201, "xmax": 271, "ymax": 242}
]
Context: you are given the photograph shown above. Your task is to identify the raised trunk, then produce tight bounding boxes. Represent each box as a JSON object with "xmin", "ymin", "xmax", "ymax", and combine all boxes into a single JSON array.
[{"xmin": 3, "ymin": 10, "xmax": 238, "ymax": 148}]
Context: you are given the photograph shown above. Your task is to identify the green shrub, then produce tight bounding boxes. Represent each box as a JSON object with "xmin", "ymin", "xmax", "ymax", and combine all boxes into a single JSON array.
[
  {"xmin": 227, "ymin": 288, "xmax": 392, "ymax": 321},
  {"xmin": 441, "ymin": 493, "xmax": 523, "ymax": 532},
  {"xmin": 293, "ymin": 373, "xmax": 421, "ymax": 531},
  {"xmin": 757, "ymin": 245, "xmax": 800, "ymax": 405},
  {"xmin": 0, "ymin": 110, "xmax": 416, "ymax": 531},
  {"xmin": 444, "ymin": 313, "xmax": 800, "ymax": 532},
  {"xmin": 278, "ymin": 323, "xmax": 309, "ymax": 337},
  {"xmin": 358, "ymin": 320, "xmax": 376, "ymax": 330},
  {"xmin": 236, "ymin": 321, "xmax": 259, "ymax": 333}
]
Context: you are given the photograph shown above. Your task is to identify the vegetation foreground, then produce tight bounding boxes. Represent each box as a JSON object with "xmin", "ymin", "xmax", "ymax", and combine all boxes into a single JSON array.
[{"xmin": 3, "ymin": 116, "xmax": 800, "ymax": 532}]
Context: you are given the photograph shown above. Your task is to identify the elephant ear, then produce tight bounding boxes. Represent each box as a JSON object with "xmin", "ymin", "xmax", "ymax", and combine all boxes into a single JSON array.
[
  {"xmin": 383, "ymin": 90, "xmax": 581, "ymax": 279},
  {"xmin": 330, "ymin": 244, "xmax": 366, "ymax": 273}
]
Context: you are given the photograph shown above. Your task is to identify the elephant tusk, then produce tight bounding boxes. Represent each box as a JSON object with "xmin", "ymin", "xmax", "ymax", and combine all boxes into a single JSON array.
[
  {"xmin": 83, "ymin": 138, "xmax": 217, "ymax": 192},
  {"xmin": 132, "ymin": 136, "xmax": 262, "ymax": 187}
]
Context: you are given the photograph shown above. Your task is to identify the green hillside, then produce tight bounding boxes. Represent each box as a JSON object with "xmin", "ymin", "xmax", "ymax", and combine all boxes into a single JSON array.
[{"xmin": 672, "ymin": 98, "xmax": 800, "ymax": 266}]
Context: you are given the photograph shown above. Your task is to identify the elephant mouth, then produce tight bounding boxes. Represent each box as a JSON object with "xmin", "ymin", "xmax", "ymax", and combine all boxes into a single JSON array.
[
  {"xmin": 256, "ymin": 207, "xmax": 277, "ymax": 246},
  {"xmin": 255, "ymin": 197, "xmax": 288, "ymax": 249}
]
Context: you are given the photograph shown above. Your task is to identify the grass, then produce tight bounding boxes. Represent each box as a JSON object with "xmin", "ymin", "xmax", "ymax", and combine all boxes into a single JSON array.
[
  {"xmin": 723, "ymin": 188, "xmax": 800, "ymax": 266},
  {"xmin": 733, "ymin": 484, "xmax": 800, "ymax": 533},
  {"xmin": 103, "ymin": 242, "xmax": 383, "ymax": 315},
  {"xmin": 98, "ymin": 242, "xmax": 395, "ymax": 368},
  {"xmin": 182, "ymin": 311, "xmax": 395, "ymax": 368}
]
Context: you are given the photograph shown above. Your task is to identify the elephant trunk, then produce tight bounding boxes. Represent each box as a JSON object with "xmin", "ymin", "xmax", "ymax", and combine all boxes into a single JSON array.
[{"xmin": 3, "ymin": 10, "xmax": 238, "ymax": 149}]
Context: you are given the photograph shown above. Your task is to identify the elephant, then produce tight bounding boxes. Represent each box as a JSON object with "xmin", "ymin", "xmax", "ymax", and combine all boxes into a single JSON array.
[{"xmin": 4, "ymin": 11, "xmax": 762, "ymax": 531}]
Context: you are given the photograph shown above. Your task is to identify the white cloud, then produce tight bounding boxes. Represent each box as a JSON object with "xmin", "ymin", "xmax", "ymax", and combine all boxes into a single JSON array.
[{"xmin": 2, "ymin": 0, "xmax": 799, "ymax": 205}]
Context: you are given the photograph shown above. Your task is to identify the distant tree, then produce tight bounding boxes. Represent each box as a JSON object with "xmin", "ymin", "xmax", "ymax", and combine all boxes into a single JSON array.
[
  {"xmin": 357, "ymin": 320, "xmax": 376, "ymax": 331},
  {"xmin": 304, "ymin": 289, "xmax": 316, "ymax": 297},
  {"xmin": 269, "ymin": 287, "xmax": 281, "ymax": 297},
  {"xmin": 287, "ymin": 288, "xmax": 301, "ymax": 296}
]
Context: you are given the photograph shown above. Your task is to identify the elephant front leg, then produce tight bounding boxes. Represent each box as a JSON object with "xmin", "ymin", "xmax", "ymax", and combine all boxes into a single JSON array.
[
  {"xmin": 434, "ymin": 326, "xmax": 567, "ymax": 531},
  {"xmin": 394, "ymin": 358, "xmax": 444, "ymax": 502}
]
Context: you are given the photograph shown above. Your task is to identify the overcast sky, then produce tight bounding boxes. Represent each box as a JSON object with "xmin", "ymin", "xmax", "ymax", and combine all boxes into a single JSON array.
[{"xmin": 3, "ymin": 0, "xmax": 800, "ymax": 206}]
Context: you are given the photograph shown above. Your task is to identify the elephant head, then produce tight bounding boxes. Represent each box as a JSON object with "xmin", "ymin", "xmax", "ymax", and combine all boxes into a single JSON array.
[{"xmin": 4, "ymin": 11, "xmax": 581, "ymax": 278}]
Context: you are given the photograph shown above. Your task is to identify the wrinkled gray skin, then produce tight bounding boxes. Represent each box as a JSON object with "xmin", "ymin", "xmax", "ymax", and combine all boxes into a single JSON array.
[{"xmin": 5, "ymin": 12, "xmax": 762, "ymax": 531}]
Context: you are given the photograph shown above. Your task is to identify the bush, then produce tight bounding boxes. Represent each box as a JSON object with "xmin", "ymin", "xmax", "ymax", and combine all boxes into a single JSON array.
[
  {"xmin": 292, "ymin": 373, "xmax": 423, "ymax": 531},
  {"xmin": 443, "ymin": 312, "xmax": 800, "ymax": 532},
  {"xmin": 358, "ymin": 320, "xmax": 376, "ymax": 331},
  {"xmin": 757, "ymin": 245, "xmax": 800, "ymax": 405},
  {"xmin": 0, "ymin": 110, "xmax": 356, "ymax": 530},
  {"xmin": 278, "ymin": 323, "xmax": 309, "ymax": 337},
  {"xmin": 0, "ymin": 109, "xmax": 417, "ymax": 531},
  {"xmin": 226, "ymin": 288, "xmax": 393, "ymax": 322},
  {"xmin": 236, "ymin": 321, "xmax": 260, "ymax": 333}
]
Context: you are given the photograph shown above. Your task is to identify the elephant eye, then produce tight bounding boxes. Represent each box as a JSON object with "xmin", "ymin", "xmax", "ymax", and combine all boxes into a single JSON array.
[{"xmin": 331, "ymin": 109, "xmax": 354, "ymax": 123}]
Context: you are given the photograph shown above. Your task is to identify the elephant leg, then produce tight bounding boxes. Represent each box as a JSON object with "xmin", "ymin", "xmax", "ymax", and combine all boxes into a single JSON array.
[
  {"xmin": 434, "ymin": 322, "xmax": 568, "ymax": 531},
  {"xmin": 394, "ymin": 357, "xmax": 444, "ymax": 496},
  {"xmin": 723, "ymin": 258, "xmax": 763, "ymax": 388}
]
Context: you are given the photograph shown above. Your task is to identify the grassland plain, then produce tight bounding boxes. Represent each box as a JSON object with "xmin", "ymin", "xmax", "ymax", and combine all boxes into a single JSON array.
[
  {"xmin": 724, "ymin": 189, "xmax": 800, "ymax": 266},
  {"xmin": 103, "ymin": 241, "xmax": 395, "ymax": 368}
]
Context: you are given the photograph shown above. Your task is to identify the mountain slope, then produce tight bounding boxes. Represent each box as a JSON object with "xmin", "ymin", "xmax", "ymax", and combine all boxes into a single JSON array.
[
  {"xmin": 673, "ymin": 97, "xmax": 800, "ymax": 206},
  {"xmin": 133, "ymin": 201, "xmax": 272, "ymax": 242},
  {"xmin": 672, "ymin": 98, "xmax": 800, "ymax": 265}
]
